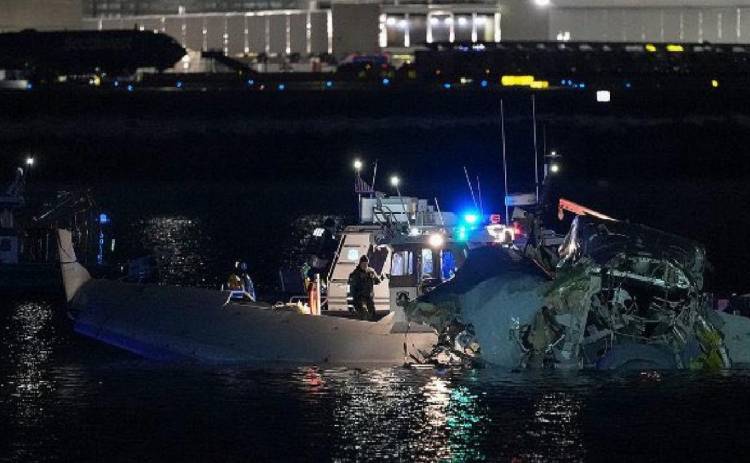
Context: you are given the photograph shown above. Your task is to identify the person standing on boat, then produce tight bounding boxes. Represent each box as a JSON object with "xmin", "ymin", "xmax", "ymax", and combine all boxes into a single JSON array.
[{"xmin": 348, "ymin": 255, "xmax": 381, "ymax": 321}]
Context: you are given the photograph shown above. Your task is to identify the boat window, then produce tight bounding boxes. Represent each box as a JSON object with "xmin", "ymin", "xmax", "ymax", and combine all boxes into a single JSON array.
[
  {"xmin": 391, "ymin": 250, "xmax": 413, "ymax": 276},
  {"xmin": 345, "ymin": 248, "xmax": 360, "ymax": 262},
  {"xmin": 441, "ymin": 249, "xmax": 456, "ymax": 280},
  {"xmin": 421, "ymin": 248, "xmax": 433, "ymax": 277}
]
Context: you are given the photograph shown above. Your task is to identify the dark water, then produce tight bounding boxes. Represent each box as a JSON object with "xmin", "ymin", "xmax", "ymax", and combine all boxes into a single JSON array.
[
  {"xmin": 2, "ymin": 298, "xmax": 750, "ymax": 462},
  {"xmin": 5, "ymin": 89, "xmax": 750, "ymax": 290},
  {"xmin": 4, "ymin": 88, "xmax": 750, "ymax": 461}
]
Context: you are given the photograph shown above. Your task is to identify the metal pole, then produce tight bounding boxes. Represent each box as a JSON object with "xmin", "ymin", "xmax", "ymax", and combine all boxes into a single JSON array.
[
  {"xmin": 463, "ymin": 166, "xmax": 478, "ymax": 209},
  {"xmin": 501, "ymin": 99, "xmax": 509, "ymax": 225},
  {"xmin": 476, "ymin": 175, "xmax": 483, "ymax": 218},
  {"xmin": 371, "ymin": 159, "xmax": 378, "ymax": 198},
  {"xmin": 356, "ymin": 171, "xmax": 362, "ymax": 220},
  {"xmin": 532, "ymin": 94, "xmax": 540, "ymax": 204},
  {"xmin": 358, "ymin": 192, "xmax": 362, "ymax": 222},
  {"xmin": 434, "ymin": 197, "xmax": 445, "ymax": 226}
]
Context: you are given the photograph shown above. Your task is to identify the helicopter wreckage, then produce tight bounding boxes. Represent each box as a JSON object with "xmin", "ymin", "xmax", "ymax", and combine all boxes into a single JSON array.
[{"xmin": 404, "ymin": 211, "xmax": 750, "ymax": 371}]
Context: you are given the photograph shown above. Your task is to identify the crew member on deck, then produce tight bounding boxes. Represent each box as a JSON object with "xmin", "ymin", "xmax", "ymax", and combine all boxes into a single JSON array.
[{"xmin": 348, "ymin": 255, "xmax": 381, "ymax": 321}]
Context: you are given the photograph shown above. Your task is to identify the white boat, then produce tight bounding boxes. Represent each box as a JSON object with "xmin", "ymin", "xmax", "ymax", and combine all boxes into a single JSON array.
[{"xmin": 57, "ymin": 228, "xmax": 439, "ymax": 365}]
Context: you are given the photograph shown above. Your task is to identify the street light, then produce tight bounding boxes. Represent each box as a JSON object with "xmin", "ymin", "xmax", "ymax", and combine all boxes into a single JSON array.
[
  {"xmin": 544, "ymin": 150, "xmax": 562, "ymax": 178},
  {"xmin": 353, "ymin": 159, "xmax": 363, "ymax": 172},
  {"xmin": 428, "ymin": 232, "xmax": 445, "ymax": 248},
  {"xmin": 390, "ymin": 175, "xmax": 409, "ymax": 226}
]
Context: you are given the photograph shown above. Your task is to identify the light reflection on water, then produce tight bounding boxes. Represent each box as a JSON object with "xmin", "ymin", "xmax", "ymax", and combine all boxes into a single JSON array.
[
  {"xmin": 1, "ymin": 300, "xmax": 57, "ymax": 461},
  {"xmin": 3, "ymin": 300, "xmax": 750, "ymax": 462},
  {"xmin": 132, "ymin": 215, "xmax": 220, "ymax": 287}
]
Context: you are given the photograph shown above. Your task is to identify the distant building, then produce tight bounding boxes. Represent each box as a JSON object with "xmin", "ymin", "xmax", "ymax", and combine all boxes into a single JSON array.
[
  {"xmin": 7, "ymin": 1, "xmax": 750, "ymax": 61},
  {"xmin": 0, "ymin": 0, "xmax": 83, "ymax": 32}
]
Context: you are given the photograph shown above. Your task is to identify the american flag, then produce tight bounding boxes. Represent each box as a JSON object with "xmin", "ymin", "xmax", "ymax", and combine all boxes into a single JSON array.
[{"xmin": 355, "ymin": 175, "xmax": 374, "ymax": 194}]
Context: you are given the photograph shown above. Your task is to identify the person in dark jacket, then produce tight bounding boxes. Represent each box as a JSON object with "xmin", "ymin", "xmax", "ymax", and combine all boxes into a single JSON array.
[{"xmin": 348, "ymin": 255, "xmax": 381, "ymax": 320}]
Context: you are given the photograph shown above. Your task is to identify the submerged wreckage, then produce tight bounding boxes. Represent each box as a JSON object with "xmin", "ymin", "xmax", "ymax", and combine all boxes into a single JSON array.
[
  {"xmin": 57, "ymin": 194, "xmax": 750, "ymax": 370},
  {"xmin": 406, "ymin": 202, "xmax": 750, "ymax": 370}
]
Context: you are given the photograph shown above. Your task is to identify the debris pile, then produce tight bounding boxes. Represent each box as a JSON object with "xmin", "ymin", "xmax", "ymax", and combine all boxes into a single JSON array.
[
  {"xmin": 405, "ymin": 213, "xmax": 746, "ymax": 370},
  {"xmin": 538, "ymin": 216, "xmax": 729, "ymax": 370}
]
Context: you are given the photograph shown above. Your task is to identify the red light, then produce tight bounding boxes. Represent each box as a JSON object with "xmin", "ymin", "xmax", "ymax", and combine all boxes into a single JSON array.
[
  {"xmin": 513, "ymin": 221, "xmax": 524, "ymax": 237},
  {"xmin": 490, "ymin": 214, "xmax": 502, "ymax": 224}
]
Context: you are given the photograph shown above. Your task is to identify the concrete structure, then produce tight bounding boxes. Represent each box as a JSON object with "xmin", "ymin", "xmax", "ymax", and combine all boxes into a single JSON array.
[
  {"xmin": 0, "ymin": 0, "xmax": 83, "ymax": 31},
  {"xmin": 7, "ymin": 1, "xmax": 750, "ymax": 60},
  {"xmin": 549, "ymin": 0, "xmax": 750, "ymax": 44}
]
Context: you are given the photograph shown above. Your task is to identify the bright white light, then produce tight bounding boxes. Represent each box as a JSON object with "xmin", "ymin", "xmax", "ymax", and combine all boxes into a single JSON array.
[
  {"xmin": 390, "ymin": 176, "xmax": 400, "ymax": 187},
  {"xmin": 25, "ymin": 157, "xmax": 34, "ymax": 166},
  {"xmin": 550, "ymin": 163, "xmax": 560, "ymax": 173},
  {"xmin": 534, "ymin": 0, "xmax": 551, "ymax": 6},
  {"xmin": 487, "ymin": 224, "xmax": 514, "ymax": 243},
  {"xmin": 354, "ymin": 159, "xmax": 363, "ymax": 171},
  {"xmin": 474, "ymin": 16, "xmax": 487, "ymax": 26},
  {"xmin": 398, "ymin": 19, "xmax": 408, "ymax": 29},
  {"xmin": 457, "ymin": 17, "xmax": 468, "ymax": 27},
  {"xmin": 386, "ymin": 17, "xmax": 397, "ymax": 26},
  {"xmin": 596, "ymin": 90, "xmax": 611, "ymax": 102},
  {"xmin": 428, "ymin": 233, "xmax": 445, "ymax": 248},
  {"xmin": 409, "ymin": 227, "xmax": 420, "ymax": 236},
  {"xmin": 429, "ymin": 17, "xmax": 439, "ymax": 26},
  {"xmin": 444, "ymin": 17, "xmax": 454, "ymax": 25}
]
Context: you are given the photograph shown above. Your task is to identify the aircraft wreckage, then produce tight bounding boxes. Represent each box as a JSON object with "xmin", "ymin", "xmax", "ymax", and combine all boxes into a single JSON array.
[
  {"xmin": 405, "ymin": 206, "xmax": 750, "ymax": 370},
  {"xmin": 56, "ymin": 196, "xmax": 750, "ymax": 370}
]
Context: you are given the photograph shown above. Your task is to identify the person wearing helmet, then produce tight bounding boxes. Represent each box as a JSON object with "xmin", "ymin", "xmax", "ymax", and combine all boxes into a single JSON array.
[{"xmin": 348, "ymin": 255, "xmax": 381, "ymax": 321}]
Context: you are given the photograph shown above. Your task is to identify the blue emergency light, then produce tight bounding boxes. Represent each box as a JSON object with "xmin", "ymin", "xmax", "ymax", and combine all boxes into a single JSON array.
[
  {"xmin": 463, "ymin": 213, "xmax": 479, "ymax": 225},
  {"xmin": 456, "ymin": 225, "xmax": 468, "ymax": 242}
]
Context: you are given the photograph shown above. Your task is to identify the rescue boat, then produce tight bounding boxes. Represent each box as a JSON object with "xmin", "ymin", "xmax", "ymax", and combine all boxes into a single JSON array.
[{"xmin": 57, "ymin": 228, "xmax": 438, "ymax": 364}]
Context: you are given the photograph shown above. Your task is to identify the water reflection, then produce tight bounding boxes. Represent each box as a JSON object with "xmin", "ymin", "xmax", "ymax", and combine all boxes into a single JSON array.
[
  {"xmin": 1, "ymin": 301, "xmax": 57, "ymax": 460},
  {"xmin": 518, "ymin": 390, "xmax": 585, "ymax": 461},
  {"xmin": 134, "ymin": 216, "xmax": 218, "ymax": 287},
  {"xmin": 1, "ymin": 300, "xmax": 747, "ymax": 463},
  {"xmin": 298, "ymin": 369, "xmax": 489, "ymax": 462}
]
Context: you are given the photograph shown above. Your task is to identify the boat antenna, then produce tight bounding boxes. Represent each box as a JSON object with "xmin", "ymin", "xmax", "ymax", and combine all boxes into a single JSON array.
[
  {"xmin": 463, "ymin": 166, "xmax": 478, "ymax": 209},
  {"xmin": 532, "ymin": 94, "xmax": 540, "ymax": 204},
  {"xmin": 370, "ymin": 159, "xmax": 378, "ymax": 198},
  {"xmin": 476, "ymin": 175, "xmax": 484, "ymax": 218},
  {"xmin": 501, "ymin": 99, "xmax": 509, "ymax": 225},
  {"xmin": 434, "ymin": 197, "xmax": 445, "ymax": 226}
]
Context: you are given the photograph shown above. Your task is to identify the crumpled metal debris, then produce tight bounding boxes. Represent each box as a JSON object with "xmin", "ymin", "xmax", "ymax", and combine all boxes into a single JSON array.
[
  {"xmin": 404, "ymin": 214, "xmax": 734, "ymax": 371},
  {"xmin": 548, "ymin": 216, "xmax": 730, "ymax": 370}
]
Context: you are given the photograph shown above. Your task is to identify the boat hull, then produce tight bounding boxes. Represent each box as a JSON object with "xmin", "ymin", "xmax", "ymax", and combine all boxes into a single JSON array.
[{"xmin": 70, "ymin": 279, "xmax": 438, "ymax": 365}]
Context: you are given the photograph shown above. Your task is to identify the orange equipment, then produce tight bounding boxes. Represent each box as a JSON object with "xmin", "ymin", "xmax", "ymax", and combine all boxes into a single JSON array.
[{"xmin": 557, "ymin": 198, "xmax": 617, "ymax": 222}]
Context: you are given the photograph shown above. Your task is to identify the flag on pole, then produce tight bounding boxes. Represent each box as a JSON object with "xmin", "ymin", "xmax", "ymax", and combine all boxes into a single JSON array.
[{"xmin": 355, "ymin": 174, "xmax": 374, "ymax": 194}]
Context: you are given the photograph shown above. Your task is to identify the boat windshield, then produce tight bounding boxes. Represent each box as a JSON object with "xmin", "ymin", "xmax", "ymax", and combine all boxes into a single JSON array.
[{"xmin": 391, "ymin": 250, "xmax": 414, "ymax": 276}]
